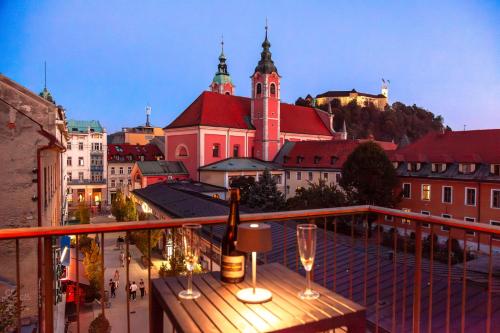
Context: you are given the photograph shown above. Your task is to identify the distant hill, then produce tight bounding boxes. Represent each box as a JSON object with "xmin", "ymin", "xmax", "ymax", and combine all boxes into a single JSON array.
[{"xmin": 296, "ymin": 98, "xmax": 449, "ymax": 144}]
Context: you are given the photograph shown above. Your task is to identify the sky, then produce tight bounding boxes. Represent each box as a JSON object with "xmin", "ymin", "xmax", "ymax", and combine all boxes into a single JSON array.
[{"xmin": 0, "ymin": 0, "xmax": 498, "ymax": 133}]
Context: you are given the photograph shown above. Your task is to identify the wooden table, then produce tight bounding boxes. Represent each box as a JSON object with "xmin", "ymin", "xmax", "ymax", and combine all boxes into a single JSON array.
[{"xmin": 151, "ymin": 263, "xmax": 365, "ymax": 333}]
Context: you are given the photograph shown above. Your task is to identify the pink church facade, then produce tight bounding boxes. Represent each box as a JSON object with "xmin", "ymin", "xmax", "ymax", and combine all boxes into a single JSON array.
[{"xmin": 164, "ymin": 29, "xmax": 337, "ymax": 180}]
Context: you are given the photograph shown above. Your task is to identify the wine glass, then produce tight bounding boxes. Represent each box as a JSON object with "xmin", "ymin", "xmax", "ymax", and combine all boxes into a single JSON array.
[
  {"xmin": 178, "ymin": 224, "xmax": 202, "ymax": 299},
  {"xmin": 297, "ymin": 224, "xmax": 320, "ymax": 299}
]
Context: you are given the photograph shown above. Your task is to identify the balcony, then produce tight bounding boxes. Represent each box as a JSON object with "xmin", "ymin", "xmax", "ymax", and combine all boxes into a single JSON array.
[
  {"xmin": 90, "ymin": 165, "xmax": 104, "ymax": 172},
  {"xmin": 90, "ymin": 150, "xmax": 104, "ymax": 155},
  {"xmin": 68, "ymin": 178, "xmax": 106, "ymax": 185},
  {"xmin": 0, "ymin": 206, "xmax": 499, "ymax": 333}
]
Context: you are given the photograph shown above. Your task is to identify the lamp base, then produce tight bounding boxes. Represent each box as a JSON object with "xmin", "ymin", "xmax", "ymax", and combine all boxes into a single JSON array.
[{"xmin": 236, "ymin": 288, "xmax": 272, "ymax": 304}]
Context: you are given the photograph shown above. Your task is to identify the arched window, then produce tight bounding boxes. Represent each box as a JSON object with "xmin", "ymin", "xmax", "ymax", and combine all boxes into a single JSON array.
[
  {"xmin": 256, "ymin": 83, "xmax": 262, "ymax": 95},
  {"xmin": 225, "ymin": 91, "xmax": 230, "ymax": 95},
  {"xmin": 175, "ymin": 144, "xmax": 189, "ymax": 158},
  {"xmin": 270, "ymin": 83, "xmax": 276, "ymax": 96}
]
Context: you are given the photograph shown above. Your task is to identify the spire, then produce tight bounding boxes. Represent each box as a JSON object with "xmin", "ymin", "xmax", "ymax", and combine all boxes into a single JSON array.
[
  {"xmin": 39, "ymin": 61, "xmax": 55, "ymax": 104},
  {"xmin": 216, "ymin": 35, "xmax": 229, "ymax": 75},
  {"xmin": 254, "ymin": 21, "xmax": 278, "ymax": 74},
  {"xmin": 211, "ymin": 35, "xmax": 234, "ymax": 94}
]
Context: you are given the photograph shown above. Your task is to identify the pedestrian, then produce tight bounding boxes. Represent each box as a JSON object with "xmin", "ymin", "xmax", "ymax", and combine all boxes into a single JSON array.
[
  {"xmin": 139, "ymin": 279, "xmax": 145, "ymax": 298},
  {"xmin": 109, "ymin": 279, "xmax": 116, "ymax": 298},
  {"xmin": 130, "ymin": 281, "xmax": 138, "ymax": 301},
  {"xmin": 113, "ymin": 269, "xmax": 120, "ymax": 288},
  {"xmin": 127, "ymin": 254, "xmax": 131, "ymax": 265},
  {"xmin": 120, "ymin": 251, "xmax": 125, "ymax": 267},
  {"xmin": 125, "ymin": 282, "xmax": 131, "ymax": 300}
]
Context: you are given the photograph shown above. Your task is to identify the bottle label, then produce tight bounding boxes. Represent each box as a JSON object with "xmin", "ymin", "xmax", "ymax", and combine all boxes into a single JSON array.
[{"xmin": 221, "ymin": 255, "xmax": 245, "ymax": 279}]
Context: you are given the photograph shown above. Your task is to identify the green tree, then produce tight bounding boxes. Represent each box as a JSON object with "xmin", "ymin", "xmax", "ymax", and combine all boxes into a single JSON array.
[
  {"xmin": 340, "ymin": 141, "xmax": 400, "ymax": 207},
  {"xmin": 246, "ymin": 169, "xmax": 286, "ymax": 211},
  {"xmin": 125, "ymin": 198, "xmax": 137, "ymax": 221},
  {"xmin": 229, "ymin": 176, "xmax": 256, "ymax": 204},
  {"xmin": 287, "ymin": 179, "xmax": 346, "ymax": 210},
  {"xmin": 75, "ymin": 202, "xmax": 90, "ymax": 224},
  {"xmin": 83, "ymin": 240, "xmax": 103, "ymax": 301},
  {"xmin": 111, "ymin": 190, "xmax": 127, "ymax": 221},
  {"xmin": 132, "ymin": 230, "xmax": 163, "ymax": 257}
]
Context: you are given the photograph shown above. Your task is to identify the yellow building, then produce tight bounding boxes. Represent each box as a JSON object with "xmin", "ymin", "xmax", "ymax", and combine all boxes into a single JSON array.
[
  {"xmin": 108, "ymin": 105, "xmax": 164, "ymax": 145},
  {"xmin": 315, "ymin": 88, "xmax": 388, "ymax": 111}
]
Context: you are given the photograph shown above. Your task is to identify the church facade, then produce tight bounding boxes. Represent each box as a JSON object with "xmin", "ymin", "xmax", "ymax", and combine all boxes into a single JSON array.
[{"xmin": 164, "ymin": 28, "xmax": 341, "ymax": 180}]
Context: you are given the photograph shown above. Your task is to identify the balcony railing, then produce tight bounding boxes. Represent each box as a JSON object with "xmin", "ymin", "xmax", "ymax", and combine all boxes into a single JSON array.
[
  {"xmin": 68, "ymin": 178, "xmax": 106, "ymax": 185},
  {"xmin": 90, "ymin": 165, "xmax": 104, "ymax": 172},
  {"xmin": 0, "ymin": 205, "xmax": 499, "ymax": 333}
]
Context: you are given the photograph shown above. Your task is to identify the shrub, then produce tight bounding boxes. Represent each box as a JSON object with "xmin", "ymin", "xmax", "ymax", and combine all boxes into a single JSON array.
[{"xmin": 88, "ymin": 313, "xmax": 110, "ymax": 333}]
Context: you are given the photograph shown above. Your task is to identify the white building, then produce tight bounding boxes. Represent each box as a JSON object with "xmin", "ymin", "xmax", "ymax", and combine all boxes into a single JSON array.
[{"xmin": 65, "ymin": 120, "xmax": 107, "ymax": 210}]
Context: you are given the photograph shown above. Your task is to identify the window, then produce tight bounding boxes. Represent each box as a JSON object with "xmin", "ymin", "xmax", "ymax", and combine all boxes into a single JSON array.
[
  {"xmin": 176, "ymin": 145, "xmax": 188, "ymax": 158},
  {"xmin": 212, "ymin": 144, "xmax": 220, "ymax": 158},
  {"xmin": 285, "ymin": 171, "xmax": 290, "ymax": 179},
  {"xmin": 465, "ymin": 188, "xmax": 476, "ymax": 206},
  {"xmin": 392, "ymin": 162, "xmax": 399, "ymax": 169},
  {"xmin": 313, "ymin": 156, "xmax": 321, "ymax": 164},
  {"xmin": 273, "ymin": 174, "xmax": 282, "ymax": 185},
  {"xmin": 67, "ymin": 157, "xmax": 72, "ymax": 166},
  {"xmin": 78, "ymin": 142, "xmax": 83, "ymax": 150},
  {"xmin": 459, "ymin": 163, "xmax": 475, "ymax": 174},
  {"xmin": 119, "ymin": 167, "xmax": 124, "ymax": 175},
  {"xmin": 335, "ymin": 173, "xmax": 341, "ymax": 183},
  {"xmin": 67, "ymin": 142, "xmax": 71, "ymax": 150},
  {"xmin": 384, "ymin": 215, "xmax": 394, "ymax": 221},
  {"xmin": 464, "ymin": 217, "xmax": 476, "ymax": 235},
  {"xmin": 111, "ymin": 167, "xmax": 115, "ymax": 175},
  {"xmin": 431, "ymin": 163, "xmax": 447, "ymax": 173},
  {"xmin": 407, "ymin": 162, "xmax": 421, "ymax": 172},
  {"xmin": 308, "ymin": 172, "xmax": 313, "ymax": 181},
  {"xmin": 324, "ymin": 173, "xmax": 329, "ymax": 180},
  {"xmin": 128, "ymin": 179, "xmax": 132, "ymax": 186},
  {"xmin": 256, "ymin": 83, "xmax": 262, "ymax": 95},
  {"xmin": 233, "ymin": 145, "xmax": 239, "ymax": 158},
  {"xmin": 297, "ymin": 172, "xmax": 302, "ymax": 180},
  {"xmin": 286, "ymin": 186, "xmax": 290, "ymax": 195},
  {"xmin": 67, "ymin": 172, "xmax": 72, "ymax": 181},
  {"xmin": 78, "ymin": 157, "xmax": 84, "ymax": 166},
  {"xmin": 442, "ymin": 186, "xmax": 452, "ymax": 204},
  {"xmin": 270, "ymin": 83, "xmax": 276, "ymax": 96},
  {"xmin": 330, "ymin": 156, "xmax": 338, "ymax": 165},
  {"xmin": 128, "ymin": 167, "xmax": 132, "ymax": 174},
  {"xmin": 402, "ymin": 183, "xmax": 411, "ymax": 199},
  {"xmin": 491, "ymin": 221, "xmax": 500, "ymax": 240},
  {"xmin": 119, "ymin": 179, "xmax": 124, "ymax": 185},
  {"xmin": 401, "ymin": 208, "xmax": 411, "ymax": 224},
  {"xmin": 421, "ymin": 211, "xmax": 430, "ymax": 228},
  {"xmin": 421, "ymin": 184, "xmax": 430, "ymax": 201},
  {"xmin": 111, "ymin": 180, "xmax": 115, "ymax": 187},
  {"xmin": 491, "ymin": 190, "xmax": 500, "ymax": 209},
  {"xmin": 441, "ymin": 214, "xmax": 452, "ymax": 231},
  {"xmin": 296, "ymin": 156, "xmax": 304, "ymax": 164},
  {"xmin": 78, "ymin": 172, "xmax": 84, "ymax": 181},
  {"xmin": 491, "ymin": 164, "xmax": 500, "ymax": 176}
]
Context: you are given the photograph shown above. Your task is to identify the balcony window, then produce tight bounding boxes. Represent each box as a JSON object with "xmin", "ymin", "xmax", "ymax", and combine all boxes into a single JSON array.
[
  {"xmin": 212, "ymin": 144, "xmax": 220, "ymax": 158},
  {"xmin": 67, "ymin": 157, "xmax": 72, "ymax": 166},
  {"xmin": 442, "ymin": 186, "xmax": 452, "ymax": 203},
  {"xmin": 78, "ymin": 157, "xmax": 84, "ymax": 166},
  {"xmin": 491, "ymin": 190, "xmax": 500, "ymax": 209},
  {"xmin": 421, "ymin": 184, "xmax": 430, "ymax": 201},
  {"xmin": 402, "ymin": 183, "xmax": 411, "ymax": 199},
  {"xmin": 465, "ymin": 188, "xmax": 476, "ymax": 206}
]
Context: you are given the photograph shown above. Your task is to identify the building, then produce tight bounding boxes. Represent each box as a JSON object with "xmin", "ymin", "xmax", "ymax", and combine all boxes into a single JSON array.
[
  {"xmin": 108, "ymin": 105, "xmax": 164, "ymax": 145},
  {"xmin": 66, "ymin": 120, "xmax": 107, "ymax": 209},
  {"xmin": 0, "ymin": 74, "xmax": 68, "ymax": 320},
  {"xmin": 164, "ymin": 28, "xmax": 336, "ymax": 180},
  {"xmin": 130, "ymin": 160, "xmax": 189, "ymax": 190},
  {"xmin": 107, "ymin": 143, "xmax": 164, "ymax": 202},
  {"xmin": 314, "ymin": 87, "xmax": 388, "ymax": 111},
  {"xmin": 275, "ymin": 139, "xmax": 397, "ymax": 197},
  {"xmin": 389, "ymin": 129, "xmax": 500, "ymax": 244}
]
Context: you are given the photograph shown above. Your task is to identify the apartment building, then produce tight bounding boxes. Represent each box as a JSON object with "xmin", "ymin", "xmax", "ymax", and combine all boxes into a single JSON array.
[{"xmin": 66, "ymin": 120, "xmax": 107, "ymax": 209}]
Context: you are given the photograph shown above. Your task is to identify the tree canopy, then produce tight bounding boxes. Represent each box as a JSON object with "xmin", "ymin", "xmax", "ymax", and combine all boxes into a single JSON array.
[
  {"xmin": 111, "ymin": 190, "xmax": 137, "ymax": 221},
  {"xmin": 286, "ymin": 179, "xmax": 346, "ymax": 210},
  {"xmin": 340, "ymin": 141, "xmax": 400, "ymax": 207},
  {"xmin": 245, "ymin": 169, "xmax": 286, "ymax": 211}
]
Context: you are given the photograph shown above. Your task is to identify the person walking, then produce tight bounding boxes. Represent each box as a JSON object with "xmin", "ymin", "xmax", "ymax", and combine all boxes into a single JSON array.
[
  {"xmin": 130, "ymin": 281, "xmax": 138, "ymax": 301},
  {"xmin": 113, "ymin": 269, "xmax": 120, "ymax": 289},
  {"xmin": 139, "ymin": 279, "xmax": 145, "ymax": 298},
  {"xmin": 120, "ymin": 251, "xmax": 125, "ymax": 267},
  {"xmin": 109, "ymin": 279, "xmax": 116, "ymax": 298}
]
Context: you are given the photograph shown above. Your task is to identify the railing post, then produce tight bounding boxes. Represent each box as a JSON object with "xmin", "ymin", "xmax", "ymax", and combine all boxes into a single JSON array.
[
  {"xmin": 412, "ymin": 221, "xmax": 422, "ymax": 333},
  {"xmin": 43, "ymin": 236, "xmax": 54, "ymax": 333}
]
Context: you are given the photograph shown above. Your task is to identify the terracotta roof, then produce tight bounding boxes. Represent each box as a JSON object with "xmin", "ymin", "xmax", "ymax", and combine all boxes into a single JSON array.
[
  {"xmin": 165, "ymin": 91, "xmax": 332, "ymax": 136},
  {"xmin": 388, "ymin": 130, "xmax": 500, "ymax": 163},
  {"xmin": 278, "ymin": 139, "xmax": 396, "ymax": 169},
  {"xmin": 108, "ymin": 144, "xmax": 163, "ymax": 162}
]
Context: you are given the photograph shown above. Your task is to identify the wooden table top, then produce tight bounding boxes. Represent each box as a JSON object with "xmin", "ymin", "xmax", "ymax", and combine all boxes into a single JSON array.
[{"xmin": 152, "ymin": 262, "xmax": 366, "ymax": 333}]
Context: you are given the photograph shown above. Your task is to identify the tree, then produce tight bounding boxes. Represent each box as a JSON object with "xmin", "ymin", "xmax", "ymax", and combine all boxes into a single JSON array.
[
  {"xmin": 132, "ymin": 230, "xmax": 163, "ymax": 257},
  {"xmin": 125, "ymin": 198, "xmax": 137, "ymax": 221},
  {"xmin": 229, "ymin": 176, "xmax": 256, "ymax": 204},
  {"xmin": 75, "ymin": 202, "xmax": 90, "ymax": 224},
  {"xmin": 83, "ymin": 240, "xmax": 103, "ymax": 302},
  {"xmin": 0, "ymin": 289, "xmax": 24, "ymax": 332},
  {"xmin": 246, "ymin": 169, "xmax": 286, "ymax": 211},
  {"xmin": 287, "ymin": 179, "xmax": 346, "ymax": 210},
  {"xmin": 111, "ymin": 190, "xmax": 127, "ymax": 221},
  {"xmin": 340, "ymin": 141, "xmax": 400, "ymax": 207},
  {"xmin": 88, "ymin": 313, "xmax": 110, "ymax": 333}
]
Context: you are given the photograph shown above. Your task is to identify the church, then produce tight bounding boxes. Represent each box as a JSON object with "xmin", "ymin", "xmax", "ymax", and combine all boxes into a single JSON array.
[{"xmin": 163, "ymin": 27, "xmax": 346, "ymax": 181}]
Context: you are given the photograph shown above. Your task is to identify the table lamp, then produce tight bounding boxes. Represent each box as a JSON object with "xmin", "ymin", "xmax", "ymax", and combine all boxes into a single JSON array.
[{"xmin": 236, "ymin": 223, "xmax": 273, "ymax": 303}]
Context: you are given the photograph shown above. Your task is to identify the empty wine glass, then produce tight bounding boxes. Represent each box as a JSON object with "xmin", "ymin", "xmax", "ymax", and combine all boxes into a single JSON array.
[
  {"xmin": 178, "ymin": 224, "xmax": 202, "ymax": 299},
  {"xmin": 297, "ymin": 224, "xmax": 320, "ymax": 299}
]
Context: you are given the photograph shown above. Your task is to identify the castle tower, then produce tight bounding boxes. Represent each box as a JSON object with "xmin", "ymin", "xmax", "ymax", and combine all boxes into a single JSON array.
[
  {"xmin": 210, "ymin": 37, "xmax": 235, "ymax": 95},
  {"xmin": 251, "ymin": 25, "xmax": 281, "ymax": 161},
  {"xmin": 381, "ymin": 78, "xmax": 389, "ymax": 99}
]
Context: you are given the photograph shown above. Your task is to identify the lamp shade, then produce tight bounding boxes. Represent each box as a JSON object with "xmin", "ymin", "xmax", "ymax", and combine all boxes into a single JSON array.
[{"xmin": 236, "ymin": 223, "xmax": 272, "ymax": 253}]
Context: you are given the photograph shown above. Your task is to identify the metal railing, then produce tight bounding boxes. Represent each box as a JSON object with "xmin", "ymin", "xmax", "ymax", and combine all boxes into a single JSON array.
[{"xmin": 0, "ymin": 205, "xmax": 499, "ymax": 333}]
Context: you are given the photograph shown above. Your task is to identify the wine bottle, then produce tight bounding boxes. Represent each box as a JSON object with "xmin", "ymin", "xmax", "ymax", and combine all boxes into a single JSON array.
[{"xmin": 220, "ymin": 188, "xmax": 245, "ymax": 283}]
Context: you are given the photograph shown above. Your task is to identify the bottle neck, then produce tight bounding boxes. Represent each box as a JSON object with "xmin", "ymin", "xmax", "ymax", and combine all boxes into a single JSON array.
[{"xmin": 228, "ymin": 199, "xmax": 239, "ymax": 229}]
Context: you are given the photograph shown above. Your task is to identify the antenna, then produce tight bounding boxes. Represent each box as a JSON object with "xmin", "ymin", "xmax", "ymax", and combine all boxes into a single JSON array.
[{"xmin": 145, "ymin": 105, "xmax": 152, "ymax": 127}]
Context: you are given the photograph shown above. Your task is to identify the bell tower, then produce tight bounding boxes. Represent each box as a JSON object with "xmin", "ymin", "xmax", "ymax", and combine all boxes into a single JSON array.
[
  {"xmin": 210, "ymin": 37, "xmax": 235, "ymax": 95},
  {"xmin": 251, "ymin": 25, "xmax": 280, "ymax": 161}
]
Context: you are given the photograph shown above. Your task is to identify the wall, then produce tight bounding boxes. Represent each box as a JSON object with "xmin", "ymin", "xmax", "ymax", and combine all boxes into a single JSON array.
[{"xmin": 165, "ymin": 131, "xmax": 198, "ymax": 179}]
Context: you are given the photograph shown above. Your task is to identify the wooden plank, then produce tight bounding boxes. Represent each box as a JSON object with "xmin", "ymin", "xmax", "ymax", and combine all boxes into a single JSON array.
[
  {"xmin": 152, "ymin": 279, "xmax": 202, "ymax": 333},
  {"xmin": 165, "ymin": 277, "xmax": 221, "ymax": 333},
  {"xmin": 203, "ymin": 274, "xmax": 272, "ymax": 332}
]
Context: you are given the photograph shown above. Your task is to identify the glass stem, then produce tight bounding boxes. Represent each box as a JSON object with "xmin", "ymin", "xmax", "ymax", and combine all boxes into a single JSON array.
[
  {"xmin": 306, "ymin": 270, "xmax": 312, "ymax": 292},
  {"xmin": 187, "ymin": 270, "xmax": 193, "ymax": 295}
]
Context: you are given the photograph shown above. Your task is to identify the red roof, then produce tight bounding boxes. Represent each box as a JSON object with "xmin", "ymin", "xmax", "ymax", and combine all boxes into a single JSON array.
[
  {"xmin": 388, "ymin": 130, "xmax": 500, "ymax": 163},
  {"xmin": 165, "ymin": 91, "xmax": 332, "ymax": 136},
  {"xmin": 281, "ymin": 139, "xmax": 396, "ymax": 169},
  {"xmin": 108, "ymin": 143, "xmax": 164, "ymax": 162}
]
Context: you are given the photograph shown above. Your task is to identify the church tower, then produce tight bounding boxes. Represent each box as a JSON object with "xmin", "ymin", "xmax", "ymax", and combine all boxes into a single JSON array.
[
  {"xmin": 210, "ymin": 38, "xmax": 234, "ymax": 95},
  {"xmin": 251, "ymin": 25, "xmax": 281, "ymax": 161}
]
